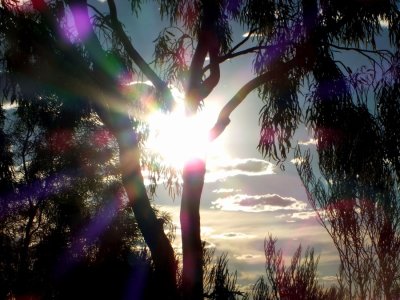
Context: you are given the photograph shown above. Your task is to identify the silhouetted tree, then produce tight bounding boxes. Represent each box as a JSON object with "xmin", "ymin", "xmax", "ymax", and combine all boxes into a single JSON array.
[
  {"xmin": 294, "ymin": 49, "xmax": 400, "ymax": 298},
  {"xmin": 0, "ymin": 86, "xmax": 174, "ymax": 298},
  {"xmin": 203, "ymin": 247, "xmax": 245, "ymax": 300},
  {"xmin": 150, "ymin": 1, "xmax": 400, "ymax": 298},
  {"xmin": 250, "ymin": 235, "xmax": 343, "ymax": 300}
]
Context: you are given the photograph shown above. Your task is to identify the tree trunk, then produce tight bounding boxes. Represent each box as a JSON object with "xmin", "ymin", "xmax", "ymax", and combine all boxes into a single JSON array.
[
  {"xmin": 99, "ymin": 110, "xmax": 178, "ymax": 299},
  {"xmin": 181, "ymin": 159, "xmax": 206, "ymax": 300}
]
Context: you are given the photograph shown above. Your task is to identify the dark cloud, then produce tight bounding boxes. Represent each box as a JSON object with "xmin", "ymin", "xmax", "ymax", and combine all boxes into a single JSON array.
[
  {"xmin": 239, "ymin": 194, "xmax": 296, "ymax": 208},
  {"xmin": 224, "ymin": 233, "xmax": 238, "ymax": 237},
  {"xmin": 211, "ymin": 193, "xmax": 307, "ymax": 212},
  {"xmin": 206, "ymin": 158, "xmax": 275, "ymax": 182}
]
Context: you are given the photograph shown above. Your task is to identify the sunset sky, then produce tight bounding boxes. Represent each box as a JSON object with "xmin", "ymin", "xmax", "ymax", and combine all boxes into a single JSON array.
[{"xmin": 92, "ymin": 0, "xmax": 390, "ymax": 288}]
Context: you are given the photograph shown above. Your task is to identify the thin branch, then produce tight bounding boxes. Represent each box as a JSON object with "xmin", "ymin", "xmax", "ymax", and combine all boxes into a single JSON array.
[
  {"xmin": 106, "ymin": 0, "xmax": 172, "ymax": 107},
  {"xmin": 203, "ymin": 43, "xmax": 283, "ymax": 73},
  {"xmin": 187, "ymin": 30, "xmax": 209, "ymax": 92},
  {"xmin": 87, "ymin": 3, "xmax": 108, "ymax": 21},
  {"xmin": 209, "ymin": 60, "xmax": 293, "ymax": 141},
  {"xmin": 329, "ymin": 43, "xmax": 393, "ymax": 65},
  {"xmin": 67, "ymin": 0, "xmax": 117, "ymax": 84},
  {"xmin": 197, "ymin": 30, "xmax": 220, "ymax": 101},
  {"xmin": 229, "ymin": 27, "xmax": 258, "ymax": 54},
  {"xmin": 186, "ymin": 0, "xmax": 221, "ymax": 114}
]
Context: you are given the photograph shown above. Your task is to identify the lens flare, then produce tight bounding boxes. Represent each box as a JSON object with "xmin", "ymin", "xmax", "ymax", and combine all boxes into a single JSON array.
[{"xmin": 145, "ymin": 87, "xmax": 216, "ymax": 169}]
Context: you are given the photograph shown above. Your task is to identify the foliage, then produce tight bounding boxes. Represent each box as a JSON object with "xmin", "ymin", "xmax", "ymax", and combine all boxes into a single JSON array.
[
  {"xmin": 296, "ymin": 146, "xmax": 400, "ymax": 299},
  {"xmin": 295, "ymin": 54, "xmax": 400, "ymax": 297},
  {"xmin": 149, "ymin": 0, "xmax": 400, "ymax": 164},
  {"xmin": 250, "ymin": 235, "xmax": 342, "ymax": 300},
  {"xmin": 0, "ymin": 92, "xmax": 174, "ymax": 298},
  {"xmin": 203, "ymin": 248, "xmax": 246, "ymax": 300},
  {"xmin": 1, "ymin": 0, "xmax": 400, "ymax": 299}
]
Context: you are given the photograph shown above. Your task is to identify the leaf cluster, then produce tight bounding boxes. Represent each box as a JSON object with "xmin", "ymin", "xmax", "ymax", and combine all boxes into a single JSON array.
[{"xmin": 251, "ymin": 235, "xmax": 341, "ymax": 300}]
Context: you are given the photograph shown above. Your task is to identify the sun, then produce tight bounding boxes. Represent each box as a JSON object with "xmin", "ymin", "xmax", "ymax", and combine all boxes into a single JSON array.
[{"xmin": 144, "ymin": 88, "xmax": 219, "ymax": 170}]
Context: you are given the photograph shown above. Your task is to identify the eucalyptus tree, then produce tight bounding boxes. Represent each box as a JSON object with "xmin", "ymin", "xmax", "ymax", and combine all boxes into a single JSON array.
[
  {"xmin": 0, "ymin": 0, "xmax": 179, "ymax": 298},
  {"xmin": 0, "ymin": 82, "xmax": 170, "ymax": 298},
  {"xmin": 294, "ymin": 54, "xmax": 400, "ymax": 299},
  {"xmin": 149, "ymin": 1, "xmax": 400, "ymax": 298},
  {"xmin": 1, "ymin": 0, "xmax": 400, "ymax": 299},
  {"xmin": 294, "ymin": 71, "xmax": 400, "ymax": 299}
]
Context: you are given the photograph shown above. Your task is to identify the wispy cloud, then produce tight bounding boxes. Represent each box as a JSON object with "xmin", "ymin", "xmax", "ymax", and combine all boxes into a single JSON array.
[
  {"xmin": 321, "ymin": 275, "xmax": 337, "ymax": 282},
  {"xmin": 212, "ymin": 188, "xmax": 242, "ymax": 194},
  {"xmin": 206, "ymin": 158, "xmax": 275, "ymax": 182},
  {"xmin": 276, "ymin": 211, "xmax": 316, "ymax": 221},
  {"xmin": 158, "ymin": 205, "xmax": 337, "ymax": 286},
  {"xmin": 142, "ymin": 157, "xmax": 275, "ymax": 186},
  {"xmin": 298, "ymin": 138, "xmax": 317, "ymax": 146},
  {"xmin": 379, "ymin": 17, "xmax": 389, "ymax": 28},
  {"xmin": 2, "ymin": 102, "xmax": 18, "ymax": 110},
  {"xmin": 235, "ymin": 254, "xmax": 263, "ymax": 261},
  {"xmin": 211, "ymin": 193, "xmax": 307, "ymax": 213},
  {"xmin": 290, "ymin": 157, "xmax": 306, "ymax": 165},
  {"xmin": 291, "ymin": 211, "xmax": 316, "ymax": 220},
  {"xmin": 242, "ymin": 32, "xmax": 264, "ymax": 38},
  {"xmin": 210, "ymin": 232, "xmax": 256, "ymax": 240}
]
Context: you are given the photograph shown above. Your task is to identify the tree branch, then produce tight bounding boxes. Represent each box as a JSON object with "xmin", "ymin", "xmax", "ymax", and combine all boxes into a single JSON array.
[
  {"xmin": 187, "ymin": 30, "xmax": 209, "ymax": 90},
  {"xmin": 185, "ymin": 0, "xmax": 221, "ymax": 114},
  {"xmin": 203, "ymin": 26, "xmax": 262, "ymax": 73},
  {"xmin": 197, "ymin": 30, "xmax": 220, "ymax": 100},
  {"xmin": 329, "ymin": 43, "xmax": 393, "ymax": 65},
  {"xmin": 209, "ymin": 60, "xmax": 293, "ymax": 141},
  {"xmin": 106, "ymin": 0, "xmax": 173, "ymax": 109},
  {"xmin": 203, "ymin": 45, "xmax": 274, "ymax": 73},
  {"xmin": 229, "ymin": 27, "xmax": 257, "ymax": 54}
]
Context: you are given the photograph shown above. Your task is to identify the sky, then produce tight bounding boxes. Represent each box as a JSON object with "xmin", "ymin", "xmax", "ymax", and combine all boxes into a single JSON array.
[{"xmin": 93, "ymin": 0, "xmax": 344, "ymax": 289}]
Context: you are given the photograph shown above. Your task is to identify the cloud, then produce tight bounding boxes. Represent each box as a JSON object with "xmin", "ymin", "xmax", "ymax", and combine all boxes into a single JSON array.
[
  {"xmin": 321, "ymin": 275, "xmax": 337, "ymax": 282},
  {"xmin": 242, "ymin": 32, "xmax": 264, "ymax": 38},
  {"xmin": 2, "ymin": 102, "xmax": 18, "ymax": 110},
  {"xmin": 290, "ymin": 157, "xmax": 306, "ymax": 165},
  {"xmin": 206, "ymin": 158, "xmax": 275, "ymax": 182},
  {"xmin": 201, "ymin": 226, "xmax": 215, "ymax": 236},
  {"xmin": 210, "ymin": 232, "xmax": 256, "ymax": 240},
  {"xmin": 276, "ymin": 211, "xmax": 316, "ymax": 220},
  {"xmin": 144, "ymin": 156, "xmax": 275, "ymax": 186},
  {"xmin": 379, "ymin": 18, "xmax": 389, "ymax": 28},
  {"xmin": 235, "ymin": 254, "xmax": 263, "ymax": 261},
  {"xmin": 212, "ymin": 188, "xmax": 241, "ymax": 194},
  {"xmin": 158, "ymin": 205, "xmax": 337, "ymax": 286},
  {"xmin": 291, "ymin": 211, "xmax": 316, "ymax": 220},
  {"xmin": 298, "ymin": 138, "xmax": 317, "ymax": 146},
  {"xmin": 211, "ymin": 193, "xmax": 307, "ymax": 213}
]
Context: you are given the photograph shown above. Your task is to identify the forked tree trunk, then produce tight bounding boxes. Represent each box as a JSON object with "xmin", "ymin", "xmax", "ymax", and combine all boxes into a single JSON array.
[{"xmin": 181, "ymin": 159, "xmax": 206, "ymax": 300}]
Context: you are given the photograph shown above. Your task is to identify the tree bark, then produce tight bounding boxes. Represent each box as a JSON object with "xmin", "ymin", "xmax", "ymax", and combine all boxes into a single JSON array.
[
  {"xmin": 96, "ymin": 108, "xmax": 179, "ymax": 299},
  {"xmin": 180, "ymin": 159, "xmax": 206, "ymax": 300}
]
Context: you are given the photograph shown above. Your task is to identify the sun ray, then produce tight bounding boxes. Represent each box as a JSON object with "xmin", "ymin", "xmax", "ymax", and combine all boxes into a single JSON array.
[{"xmin": 144, "ymin": 87, "xmax": 219, "ymax": 170}]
